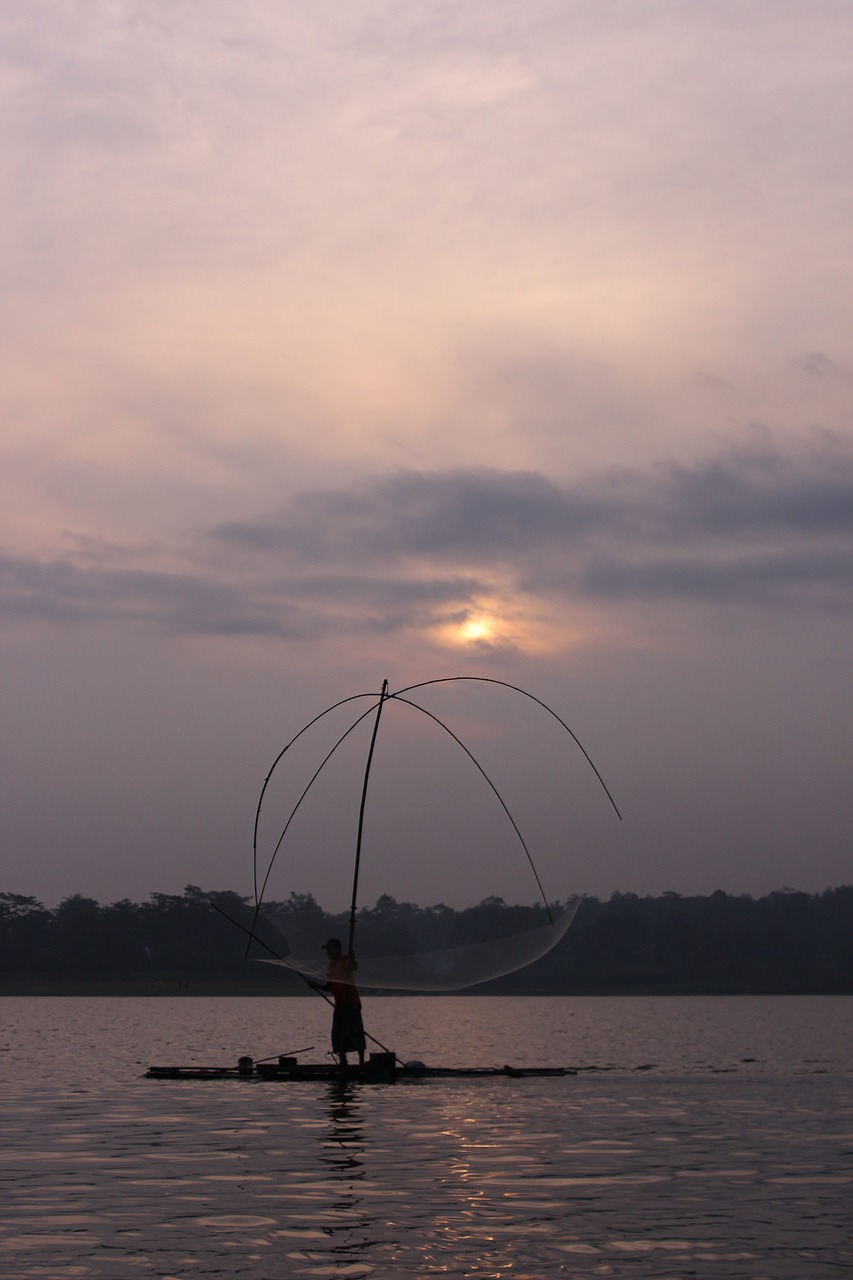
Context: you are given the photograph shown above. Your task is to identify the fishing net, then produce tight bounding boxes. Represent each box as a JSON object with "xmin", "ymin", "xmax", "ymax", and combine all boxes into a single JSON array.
[
  {"xmin": 245, "ymin": 677, "xmax": 619, "ymax": 992},
  {"xmin": 256, "ymin": 895, "xmax": 582, "ymax": 992}
]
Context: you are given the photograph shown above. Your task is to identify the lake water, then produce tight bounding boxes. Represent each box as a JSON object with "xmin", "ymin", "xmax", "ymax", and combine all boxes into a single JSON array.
[{"xmin": 1, "ymin": 995, "xmax": 851, "ymax": 1278}]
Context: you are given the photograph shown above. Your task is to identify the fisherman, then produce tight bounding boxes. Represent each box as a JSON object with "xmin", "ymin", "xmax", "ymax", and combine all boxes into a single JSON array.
[{"xmin": 315, "ymin": 937, "xmax": 366, "ymax": 1070}]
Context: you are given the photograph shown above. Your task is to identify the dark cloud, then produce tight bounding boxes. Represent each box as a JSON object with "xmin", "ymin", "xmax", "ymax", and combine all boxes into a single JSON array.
[
  {"xmin": 212, "ymin": 432, "xmax": 853, "ymax": 614},
  {"xmin": 215, "ymin": 468, "xmax": 606, "ymax": 559},
  {"xmin": 4, "ymin": 433, "xmax": 853, "ymax": 639},
  {"xmin": 0, "ymin": 554, "xmax": 306, "ymax": 638},
  {"xmin": 0, "ymin": 551, "xmax": 492, "ymax": 641},
  {"xmin": 581, "ymin": 548, "xmax": 853, "ymax": 606},
  {"xmin": 800, "ymin": 351, "xmax": 843, "ymax": 379},
  {"xmin": 215, "ymin": 430, "xmax": 853, "ymax": 554}
]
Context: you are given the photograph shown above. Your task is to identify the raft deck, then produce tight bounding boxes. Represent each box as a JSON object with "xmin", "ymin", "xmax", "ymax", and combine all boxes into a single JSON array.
[{"xmin": 145, "ymin": 1056, "xmax": 573, "ymax": 1083}]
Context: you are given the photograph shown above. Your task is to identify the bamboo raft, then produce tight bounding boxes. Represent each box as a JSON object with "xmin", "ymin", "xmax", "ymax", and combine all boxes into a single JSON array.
[{"xmin": 145, "ymin": 1053, "xmax": 574, "ymax": 1083}]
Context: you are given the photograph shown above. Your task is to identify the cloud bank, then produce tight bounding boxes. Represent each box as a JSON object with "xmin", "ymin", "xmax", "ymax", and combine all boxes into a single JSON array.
[{"xmin": 4, "ymin": 432, "xmax": 851, "ymax": 649}]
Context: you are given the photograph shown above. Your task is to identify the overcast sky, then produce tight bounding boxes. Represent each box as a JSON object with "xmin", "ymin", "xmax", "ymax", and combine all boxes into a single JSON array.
[{"xmin": 2, "ymin": 1, "xmax": 851, "ymax": 911}]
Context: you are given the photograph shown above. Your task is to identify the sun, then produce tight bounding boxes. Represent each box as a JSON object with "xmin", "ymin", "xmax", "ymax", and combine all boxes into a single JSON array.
[
  {"xmin": 429, "ymin": 607, "xmax": 509, "ymax": 651},
  {"xmin": 457, "ymin": 615, "xmax": 496, "ymax": 644},
  {"xmin": 429, "ymin": 596, "xmax": 593, "ymax": 656}
]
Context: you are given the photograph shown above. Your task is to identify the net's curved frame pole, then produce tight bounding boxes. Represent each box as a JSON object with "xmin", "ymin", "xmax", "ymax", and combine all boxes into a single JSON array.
[
  {"xmin": 252, "ymin": 691, "xmax": 380, "ymax": 903},
  {"xmin": 395, "ymin": 676, "xmax": 623, "ymax": 821},
  {"xmin": 388, "ymin": 692, "xmax": 555, "ymax": 924},
  {"xmin": 347, "ymin": 678, "xmax": 389, "ymax": 955},
  {"xmin": 254, "ymin": 701, "xmax": 378, "ymax": 911},
  {"xmin": 248, "ymin": 692, "xmax": 382, "ymax": 955}
]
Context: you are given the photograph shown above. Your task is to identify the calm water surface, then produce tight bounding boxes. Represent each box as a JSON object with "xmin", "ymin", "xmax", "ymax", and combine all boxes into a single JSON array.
[{"xmin": 1, "ymin": 996, "xmax": 851, "ymax": 1278}]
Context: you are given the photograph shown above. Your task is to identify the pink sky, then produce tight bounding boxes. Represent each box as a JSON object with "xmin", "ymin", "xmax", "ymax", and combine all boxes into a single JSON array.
[{"xmin": 2, "ymin": 2, "xmax": 851, "ymax": 908}]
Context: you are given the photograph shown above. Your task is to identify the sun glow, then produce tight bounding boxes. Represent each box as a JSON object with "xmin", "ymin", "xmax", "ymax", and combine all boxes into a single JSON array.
[
  {"xmin": 427, "ymin": 595, "xmax": 614, "ymax": 658},
  {"xmin": 430, "ymin": 609, "xmax": 506, "ymax": 651},
  {"xmin": 457, "ymin": 615, "xmax": 497, "ymax": 644}
]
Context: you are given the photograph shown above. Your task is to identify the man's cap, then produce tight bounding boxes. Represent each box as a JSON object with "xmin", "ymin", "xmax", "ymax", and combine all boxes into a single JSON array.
[{"xmin": 321, "ymin": 937, "xmax": 342, "ymax": 950}]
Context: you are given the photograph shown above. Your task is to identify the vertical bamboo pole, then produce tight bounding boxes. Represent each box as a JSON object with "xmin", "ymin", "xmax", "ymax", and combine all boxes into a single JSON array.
[{"xmin": 347, "ymin": 679, "xmax": 389, "ymax": 955}]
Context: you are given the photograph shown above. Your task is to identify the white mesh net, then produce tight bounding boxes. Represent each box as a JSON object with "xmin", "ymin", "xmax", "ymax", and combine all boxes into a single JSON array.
[{"xmin": 257, "ymin": 896, "xmax": 581, "ymax": 991}]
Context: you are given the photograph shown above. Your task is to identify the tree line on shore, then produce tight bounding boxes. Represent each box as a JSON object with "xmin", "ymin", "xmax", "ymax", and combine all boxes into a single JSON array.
[{"xmin": 1, "ymin": 883, "xmax": 850, "ymax": 994}]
